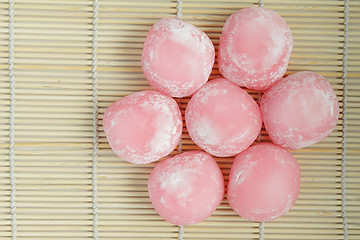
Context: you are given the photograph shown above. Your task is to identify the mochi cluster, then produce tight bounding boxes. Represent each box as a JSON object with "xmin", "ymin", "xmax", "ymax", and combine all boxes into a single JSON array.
[{"xmin": 103, "ymin": 7, "xmax": 339, "ymax": 225}]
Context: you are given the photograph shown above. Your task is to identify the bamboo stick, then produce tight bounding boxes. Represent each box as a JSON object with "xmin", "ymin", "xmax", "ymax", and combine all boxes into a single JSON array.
[
  {"xmin": 260, "ymin": 235, "xmax": 343, "ymax": 240},
  {"xmin": 183, "ymin": 0, "xmax": 339, "ymax": 4},
  {"xmin": 182, "ymin": 8, "xmax": 344, "ymax": 17}
]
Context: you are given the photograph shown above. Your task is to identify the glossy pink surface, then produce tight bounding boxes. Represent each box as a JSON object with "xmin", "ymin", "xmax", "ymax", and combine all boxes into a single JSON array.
[
  {"xmin": 148, "ymin": 151, "xmax": 224, "ymax": 225},
  {"xmin": 185, "ymin": 78, "xmax": 262, "ymax": 157},
  {"xmin": 228, "ymin": 143, "xmax": 300, "ymax": 222},
  {"xmin": 261, "ymin": 71, "xmax": 339, "ymax": 150},
  {"xmin": 142, "ymin": 18, "xmax": 215, "ymax": 97},
  {"xmin": 218, "ymin": 7, "xmax": 293, "ymax": 91},
  {"xmin": 103, "ymin": 90, "xmax": 182, "ymax": 164}
]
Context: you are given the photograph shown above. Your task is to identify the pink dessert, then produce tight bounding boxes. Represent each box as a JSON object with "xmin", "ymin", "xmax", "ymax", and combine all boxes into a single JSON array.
[
  {"xmin": 148, "ymin": 151, "xmax": 224, "ymax": 225},
  {"xmin": 218, "ymin": 7, "xmax": 293, "ymax": 91},
  {"xmin": 103, "ymin": 90, "xmax": 182, "ymax": 164},
  {"xmin": 142, "ymin": 18, "xmax": 215, "ymax": 97},
  {"xmin": 185, "ymin": 78, "xmax": 262, "ymax": 157},
  {"xmin": 228, "ymin": 143, "xmax": 300, "ymax": 222},
  {"xmin": 261, "ymin": 71, "xmax": 339, "ymax": 150}
]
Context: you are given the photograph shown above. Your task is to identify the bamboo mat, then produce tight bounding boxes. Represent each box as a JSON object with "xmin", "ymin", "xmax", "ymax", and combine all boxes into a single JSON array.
[{"xmin": 0, "ymin": 0, "xmax": 359, "ymax": 239}]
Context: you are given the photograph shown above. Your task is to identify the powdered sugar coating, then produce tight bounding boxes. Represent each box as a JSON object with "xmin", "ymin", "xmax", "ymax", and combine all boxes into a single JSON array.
[
  {"xmin": 228, "ymin": 143, "xmax": 300, "ymax": 222},
  {"xmin": 218, "ymin": 7, "xmax": 293, "ymax": 91},
  {"xmin": 142, "ymin": 18, "xmax": 215, "ymax": 97},
  {"xmin": 185, "ymin": 78, "xmax": 262, "ymax": 157},
  {"xmin": 148, "ymin": 151, "xmax": 224, "ymax": 225},
  {"xmin": 103, "ymin": 90, "xmax": 182, "ymax": 164},
  {"xmin": 261, "ymin": 71, "xmax": 339, "ymax": 150}
]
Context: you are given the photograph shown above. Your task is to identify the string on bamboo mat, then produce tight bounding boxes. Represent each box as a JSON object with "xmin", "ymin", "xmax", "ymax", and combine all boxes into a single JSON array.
[
  {"xmin": 8, "ymin": 0, "xmax": 17, "ymax": 239},
  {"xmin": 175, "ymin": 1, "xmax": 184, "ymax": 239},
  {"xmin": 177, "ymin": 100, "xmax": 183, "ymax": 239},
  {"xmin": 257, "ymin": 92, "xmax": 264, "ymax": 240},
  {"xmin": 258, "ymin": 0, "xmax": 264, "ymax": 8},
  {"xmin": 176, "ymin": 0, "xmax": 182, "ymax": 20},
  {"xmin": 259, "ymin": 222, "xmax": 265, "ymax": 240},
  {"xmin": 91, "ymin": 0, "xmax": 100, "ymax": 239},
  {"xmin": 258, "ymin": 1, "xmax": 264, "ymax": 239},
  {"xmin": 176, "ymin": 98, "xmax": 183, "ymax": 154},
  {"xmin": 178, "ymin": 225, "xmax": 184, "ymax": 240},
  {"xmin": 256, "ymin": 92, "xmax": 262, "ymax": 143},
  {"xmin": 341, "ymin": 0, "xmax": 349, "ymax": 239}
]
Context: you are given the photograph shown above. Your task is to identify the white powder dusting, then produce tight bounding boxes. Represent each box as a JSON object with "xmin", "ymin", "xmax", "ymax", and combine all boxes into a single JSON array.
[
  {"xmin": 222, "ymin": 88, "xmax": 228, "ymax": 94},
  {"xmin": 157, "ymin": 154, "xmax": 207, "ymax": 199},
  {"xmin": 264, "ymin": 20, "xmax": 286, "ymax": 71},
  {"xmin": 231, "ymin": 11, "xmax": 285, "ymax": 75},
  {"xmin": 268, "ymin": 194, "xmax": 294, "ymax": 220},
  {"xmin": 110, "ymin": 92, "xmax": 182, "ymax": 164},
  {"xmin": 145, "ymin": 94, "xmax": 182, "ymax": 155},
  {"xmin": 160, "ymin": 197, "xmax": 169, "ymax": 209},
  {"xmin": 192, "ymin": 116, "xmax": 220, "ymax": 146},
  {"xmin": 235, "ymin": 156, "xmax": 257, "ymax": 184},
  {"xmin": 167, "ymin": 19, "xmax": 210, "ymax": 55},
  {"xmin": 264, "ymin": 72, "xmax": 338, "ymax": 149},
  {"xmin": 143, "ymin": 18, "xmax": 214, "ymax": 97},
  {"xmin": 221, "ymin": 7, "xmax": 292, "ymax": 90},
  {"xmin": 199, "ymin": 87, "xmax": 220, "ymax": 104},
  {"xmin": 251, "ymin": 193, "xmax": 295, "ymax": 221},
  {"xmin": 230, "ymin": 125, "xmax": 251, "ymax": 144},
  {"xmin": 186, "ymin": 78, "xmax": 261, "ymax": 157},
  {"xmin": 142, "ymin": 60, "xmax": 184, "ymax": 97},
  {"xmin": 110, "ymin": 119, "xmax": 115, "ymax": 127},
  {"xmin": 149, "ymin": 48, "xmax": 154, "ymax": 61},
  {"xmin": 241, "ymin": 102, "xmax": 248, "ymax": 110}
]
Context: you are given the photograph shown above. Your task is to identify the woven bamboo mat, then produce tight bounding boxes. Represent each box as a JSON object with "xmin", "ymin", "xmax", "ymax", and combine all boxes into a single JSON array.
[{"xmin": 0, "ymin": 0, "xmax": 359, "ymax": 239}]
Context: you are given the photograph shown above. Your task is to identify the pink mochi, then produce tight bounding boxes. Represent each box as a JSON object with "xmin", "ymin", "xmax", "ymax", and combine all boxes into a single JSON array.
[
  {"xmin": 228, "ymin": 143, "xmax": 301, "ymax": 222},
  {"xmin": 185, "ymin": 78, "xmax": 262, "ymax": 157},
  {"xmin": 218, "ymin": 7, "xmax": 293, "ymax": 91},
  {"xmin": 103, "ymin": 90, "xmax": 182, "ymax": 164},
  {"xmin": 148, "ymin": 151, "xmax": 224, "ymax": 225},
  {"xmin": 142, "ymin": 18, "xmax": 215, "ymax": 97},
  {"xmin": 261, "ymin": 71, "xmax": 339, "ymax": 150}
]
